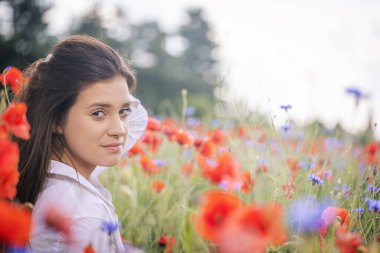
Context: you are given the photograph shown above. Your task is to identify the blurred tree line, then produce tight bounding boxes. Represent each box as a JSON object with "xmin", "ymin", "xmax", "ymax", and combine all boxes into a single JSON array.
[{"xmin": 0, "ymin": 0, "xmax": 222, "ymax": 119}]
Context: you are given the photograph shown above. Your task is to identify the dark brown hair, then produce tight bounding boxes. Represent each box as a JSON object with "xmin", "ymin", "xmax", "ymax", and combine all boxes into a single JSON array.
[{"xmin": 15, "ymin": 35, "xmax": 136, "ymax": 204}]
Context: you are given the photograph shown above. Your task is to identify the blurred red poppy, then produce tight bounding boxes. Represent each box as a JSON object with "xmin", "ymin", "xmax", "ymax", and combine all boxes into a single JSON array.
[
  {"xmin": 140, "ymin": 155, "xmax": 160, "ymax": 175},
  {"xmin": 147, "ymin": 117, "xmax": 162, "ymax": 132},
  {"xmin": 44, "ymin": 204, "xmax": 73, "ymax": 242},
  {"xmin": 198, "ymin": 152, "xmax": 240, "ymax": 184},
  {"xmin": 319, "ymin": 207, "xmax": 350, "ymax": 237},
  {"xmin": 240, "ymin": 171, "xmax": 254, "ymax": 194},
  {"xmin": 83, "ymin": 244, "xmax": 96, "ymax": 253},
  {"xmin": 0, "ymin": 139, "xmax": 19, "ymax": 199},
  {"xmin": 175, "ymin": 129, "xmax": 193, "ymax": 147},
  {"xmin": 334, "ymin": 227, "xmax": 367, "ymax": 253},
  {"xmin": 0, "ymin": 66, "xmax": 29, "ymax": 93},
  {"xmin": 2, "ymin": 102, "xmax": 31, "ymax": 140},
  {"xmin": 216, "ymin": 202, "xmax": 287, "ymax": 253},
  {"xmin": 193, "ymin": 190, "xmax": 243, "ymax": 241},
  {"xmin": 162, "ymin": 119, "xmax": 178, "ymax": 141},
  {"xmin": 128, "ymin": 141, "xmax": 145, "ymax": 156},
  {"xmin": 198, "ymin": 139, "xmax": 215, "ymax": 158},
  {"xmin": 157, "ymin": 235, "xmax": 176, "ymax": 253},
  {"xmin": 151, "ymin": 179, "xmax": 165, "ymax": 193},
  {"xmin": 0, "ymin": 200, "xmax": 32, "ymax": 246},
  {"xmin": 208, "ymin": 129, "xmax": 226, "ymax": 145},
  {"xmin": 142, "ymin": 131, "xmax": 162, "ymax": 153}
]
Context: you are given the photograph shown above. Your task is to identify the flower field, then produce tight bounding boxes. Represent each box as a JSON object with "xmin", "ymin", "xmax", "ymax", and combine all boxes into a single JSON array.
[{"xmin": 1, "ymin": 66, "xmax": 380, "ymax": 252}]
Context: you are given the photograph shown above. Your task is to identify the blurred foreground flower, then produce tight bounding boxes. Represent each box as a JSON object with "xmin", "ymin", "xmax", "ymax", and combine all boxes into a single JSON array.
[
  {"xmin": 0, "ymin": 201, "xmax": 32, "ymax": 247},
  {"xmin": 157, "ymin": 235, "xmax": 176, "ymax": 253},
  {"xmin": 0, "ymin": 138, "xmax": 19, "ymax": 199},
  {"xmin": 0, "ymin": 66, "xmax": 29, "ymax": 93},
  {"xmin": 287, "ymin": 197, "xmax": 333, "ymax": 234},
  {"xmin": 2, "ymin": 102, "xmax": 31, "ymax": 140},
  {"xmin": 193, "ymin": 190, "xmax": 243, "ymax": 241}
]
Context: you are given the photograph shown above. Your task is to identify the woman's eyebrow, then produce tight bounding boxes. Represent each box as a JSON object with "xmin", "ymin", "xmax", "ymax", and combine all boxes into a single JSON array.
[{"xmin": 87, "ymin": 101, "xmax": 131, "ymax": 109}]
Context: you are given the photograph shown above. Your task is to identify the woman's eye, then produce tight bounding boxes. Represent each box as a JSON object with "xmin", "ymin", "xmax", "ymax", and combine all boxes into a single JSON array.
[
  {"xmin": 120, "ymin": 108, "xmax": 132, "ymax": 118},
  {"xmin": 92, "ymin": 111, "xmax": 106, "ymax": 118}
]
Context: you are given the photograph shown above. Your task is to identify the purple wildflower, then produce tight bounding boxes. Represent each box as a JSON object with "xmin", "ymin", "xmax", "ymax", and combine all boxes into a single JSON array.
[
  {"xmin": 280, "ymin": 104, "xmax": 292, "ymax": 112},
  {"xmin": 6, "ymin": 246, "xmax": 29, "ymax": 253},
  {"xmin": 184, "ymin": 106, "xmax": 196, "ymax": 116},
  {"xmin": 368, "ymin": 184, "xmax": 380, "ymax": 194},
  {"xmin": 308, "ymin": 174, "xmax": 323, "ymax": 185},
  {"xmin": 101, "ymin": 221, "xmax": 120, "ymax": 235},
  {"xmin": 287, "ymin": 196, "xmax": 333, "ymax": 233},
  {"xmin": 280, "ymin": 123, "xmax": 292, "ymax": 134},
  {"xmin": 367, "ymin": 199, "xmax": 380, "ymax": 212},
  {"xmin": 153, "ymin": 159, "xmax": 166, "ymax": 167},
  {"xmin": 353, "ymin": 208, "xmax": 364, "ymax": 214}
]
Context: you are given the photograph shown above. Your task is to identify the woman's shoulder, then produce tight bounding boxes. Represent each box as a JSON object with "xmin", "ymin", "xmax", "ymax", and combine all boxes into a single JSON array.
[{"xmin": 34, "ymin": 175, "xmax": 107, "ymax": 219}]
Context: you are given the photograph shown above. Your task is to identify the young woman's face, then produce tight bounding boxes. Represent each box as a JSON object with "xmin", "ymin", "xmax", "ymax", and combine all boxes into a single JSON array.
[{"xmin": 59, "ymin": 75, "xmax": 131, "ymax": 177}]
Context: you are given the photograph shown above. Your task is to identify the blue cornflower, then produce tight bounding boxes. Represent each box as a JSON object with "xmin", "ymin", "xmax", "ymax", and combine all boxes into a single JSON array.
[
  {"xmin": 353, "ymin": 208, "xmax": 364, "ymax": 214},
  {"xmin": 6, "ymin": 246, "xmax": 30, "ymax": 253},
  {"xmin": 280, "ymin": 104, "xmax": 292, "ymax": 112},
  {"xmin": 287, "ymin": 196, "xmax": 333, "ymax": 234},
  {"xmin": 185, "ymin": 117, "xmax": 200, "ymax": 127},
  {"xmin": 367, "ymin": 199, "xmax": 380, "ymax": 212},
  {"xmin": 308, "ymin": 174, "xmax": 323, "ymax": 185},
  {"xmin": 100, "ymin": 221, "xmax": 120, "ymax": 234},
  {"xmin": 368, "ymin": 184, "xmax": 380, "ymax": 194},
  {"xmin": 153, "ymin": 159, "xmax": 166, "ymax": 167},
  {"xmin": 345, "ymin": 87, "xmax": 369, "ymax": 105},
  {"xmin": 280, "ymin": 123, "xmax": 292, "ymax": 133},
  {"xmin": 299, "ymin": 161, "xmax": 316, "ymax": 170},
  {"xmin": 185, "ymin": 106, "xmax": 196, "ymax": 116}
]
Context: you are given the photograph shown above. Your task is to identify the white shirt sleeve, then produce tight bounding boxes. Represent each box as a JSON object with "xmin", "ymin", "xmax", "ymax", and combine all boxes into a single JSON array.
[
  {"xmin": 122, "ymin": 95, "xmax": 148, "ymax": 157},
  {"xmin": 91, "ymin": 95, "xmax": 147, "ymax": 179}
]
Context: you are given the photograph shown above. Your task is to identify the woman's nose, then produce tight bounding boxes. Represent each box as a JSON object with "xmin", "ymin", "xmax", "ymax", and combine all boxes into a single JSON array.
[{"xmin": 108, "ymin": 115, "xmax": 127, "ymax": 137}]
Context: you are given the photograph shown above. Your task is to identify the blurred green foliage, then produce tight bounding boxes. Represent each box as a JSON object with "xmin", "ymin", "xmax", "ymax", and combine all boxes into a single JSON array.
[{"xmin": 0, "ymin": 0, "xmax": 220, "ymax": 119}]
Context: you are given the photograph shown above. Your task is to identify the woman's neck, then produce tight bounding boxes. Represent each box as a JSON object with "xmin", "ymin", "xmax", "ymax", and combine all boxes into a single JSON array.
[{"xmin": 51, "ymin": 153, "xmax": 95, "ymax": 180}]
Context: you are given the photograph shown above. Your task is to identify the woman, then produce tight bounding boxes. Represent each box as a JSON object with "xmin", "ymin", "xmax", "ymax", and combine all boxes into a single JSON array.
[{"xmin": 15, "ymin": 35, "xmax": 147, "ymax": 252}]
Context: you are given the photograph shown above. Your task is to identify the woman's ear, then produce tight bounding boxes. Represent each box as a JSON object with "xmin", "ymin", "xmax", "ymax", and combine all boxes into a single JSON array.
[{"xmin": 53, "ymin": 123, "xmax": 63, "ymax": 135}]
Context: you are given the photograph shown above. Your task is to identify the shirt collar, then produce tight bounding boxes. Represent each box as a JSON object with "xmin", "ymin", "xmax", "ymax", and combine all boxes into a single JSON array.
[{"xmin": 48, "ymin": 160, "xmax": 114, "ymax": 208}]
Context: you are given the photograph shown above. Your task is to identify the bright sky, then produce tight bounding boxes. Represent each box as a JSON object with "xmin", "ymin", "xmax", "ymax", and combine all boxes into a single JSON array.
[{"xmin": 40, "ymin": 0, "xmax": 380, "ymax": 139}]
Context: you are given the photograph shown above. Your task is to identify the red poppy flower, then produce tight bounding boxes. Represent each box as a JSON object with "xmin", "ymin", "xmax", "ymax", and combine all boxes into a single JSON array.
[
  {"xmin": 2, "ymin": 102, "xmax": 31, "ymax": 140},
  {"xmin": 140, "ymin": 155, "xmax": 160, "ymax": 175},
  {"xmin": 286, "ymin": 158, "xmax": 299, "ymax": 178},
  {"xmin": 157, "ymin": 235, "xmax": 176, "ymax": 253},
  {"xmin": 128, "ymin": 141, "xmax": 145, "ymax": 156},
  {"xmin": 207, "ymin": 129, "xmax": 226, "ymax": 145},
  {"xmin": 0, "ymin": 66, "xmax": 28, "ymax": 94},
  {"xmin": 83, "ymin": 244, "xmax": 96, "ymax": 253},
  {"xmin": 44, "ymin": 204, "xmax": 73, "ymax": 242},
  {"xmin": 216, "ymin": 202, "xmax": 287, "ymax": 253},
  {"xmin": 142, "ymin": 131, "xmax": 162, "ymax": 153},
  {"xmin": 281, "ymin": 181, "xmax": 296, "ymax": 199},
  {"xmin": 319, "ymin": 207, "xmax": 350, "ymax": 237},
  {"xmin": 193, "ymin": 190, "xmax": 243, "ymax": 241},
  {"xmin": 175, "ymin": 129, "xmax": 194, "ymax": 147},
  {"xmin": 162, "ymin": 119, "xmax": 178, "ymax": 141},
  {"xmin": 181, "ymin": 163, "xmax": 193, "ymax": 176},
  {"xmin": 198, "ymin": 152, "xmax": 240, "ymax": 184},
  {"xmin": 237, "ymin": 126, "xmax": 248, "ymax": 138},
  {"xmin": 0, "ymin": 139, "xmax": 19, "ymax": 199},
  {"xmin": 0, "ymin": 201, "xmax": 32, "ymax": 246},
  {"xmin": 334, "ymin": 227, "xmax": 367, "ymax": 253},
  {"xmin": 198, "ymin": 139, "xmax": 215, "ymax": 158},
  {"xmin": 366, "ymin": 141, "xmax": 379, "ymax": 164},
  {"xmin": 240, "ymin": 171, "xmax": 254, "ymax": 194},
  {"xmin": 147, "ymin": 117, "xmax": 162, "ymax": 132},
  {"xmin": 151, "ymin": 179, "xmax": 165, "ymax": 193}
]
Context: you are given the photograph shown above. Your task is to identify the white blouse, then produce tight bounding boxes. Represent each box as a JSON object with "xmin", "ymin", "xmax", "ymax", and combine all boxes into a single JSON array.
[{"xmin": 30, "ymin": 96, "xmax": 148, "ymax": 253}]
